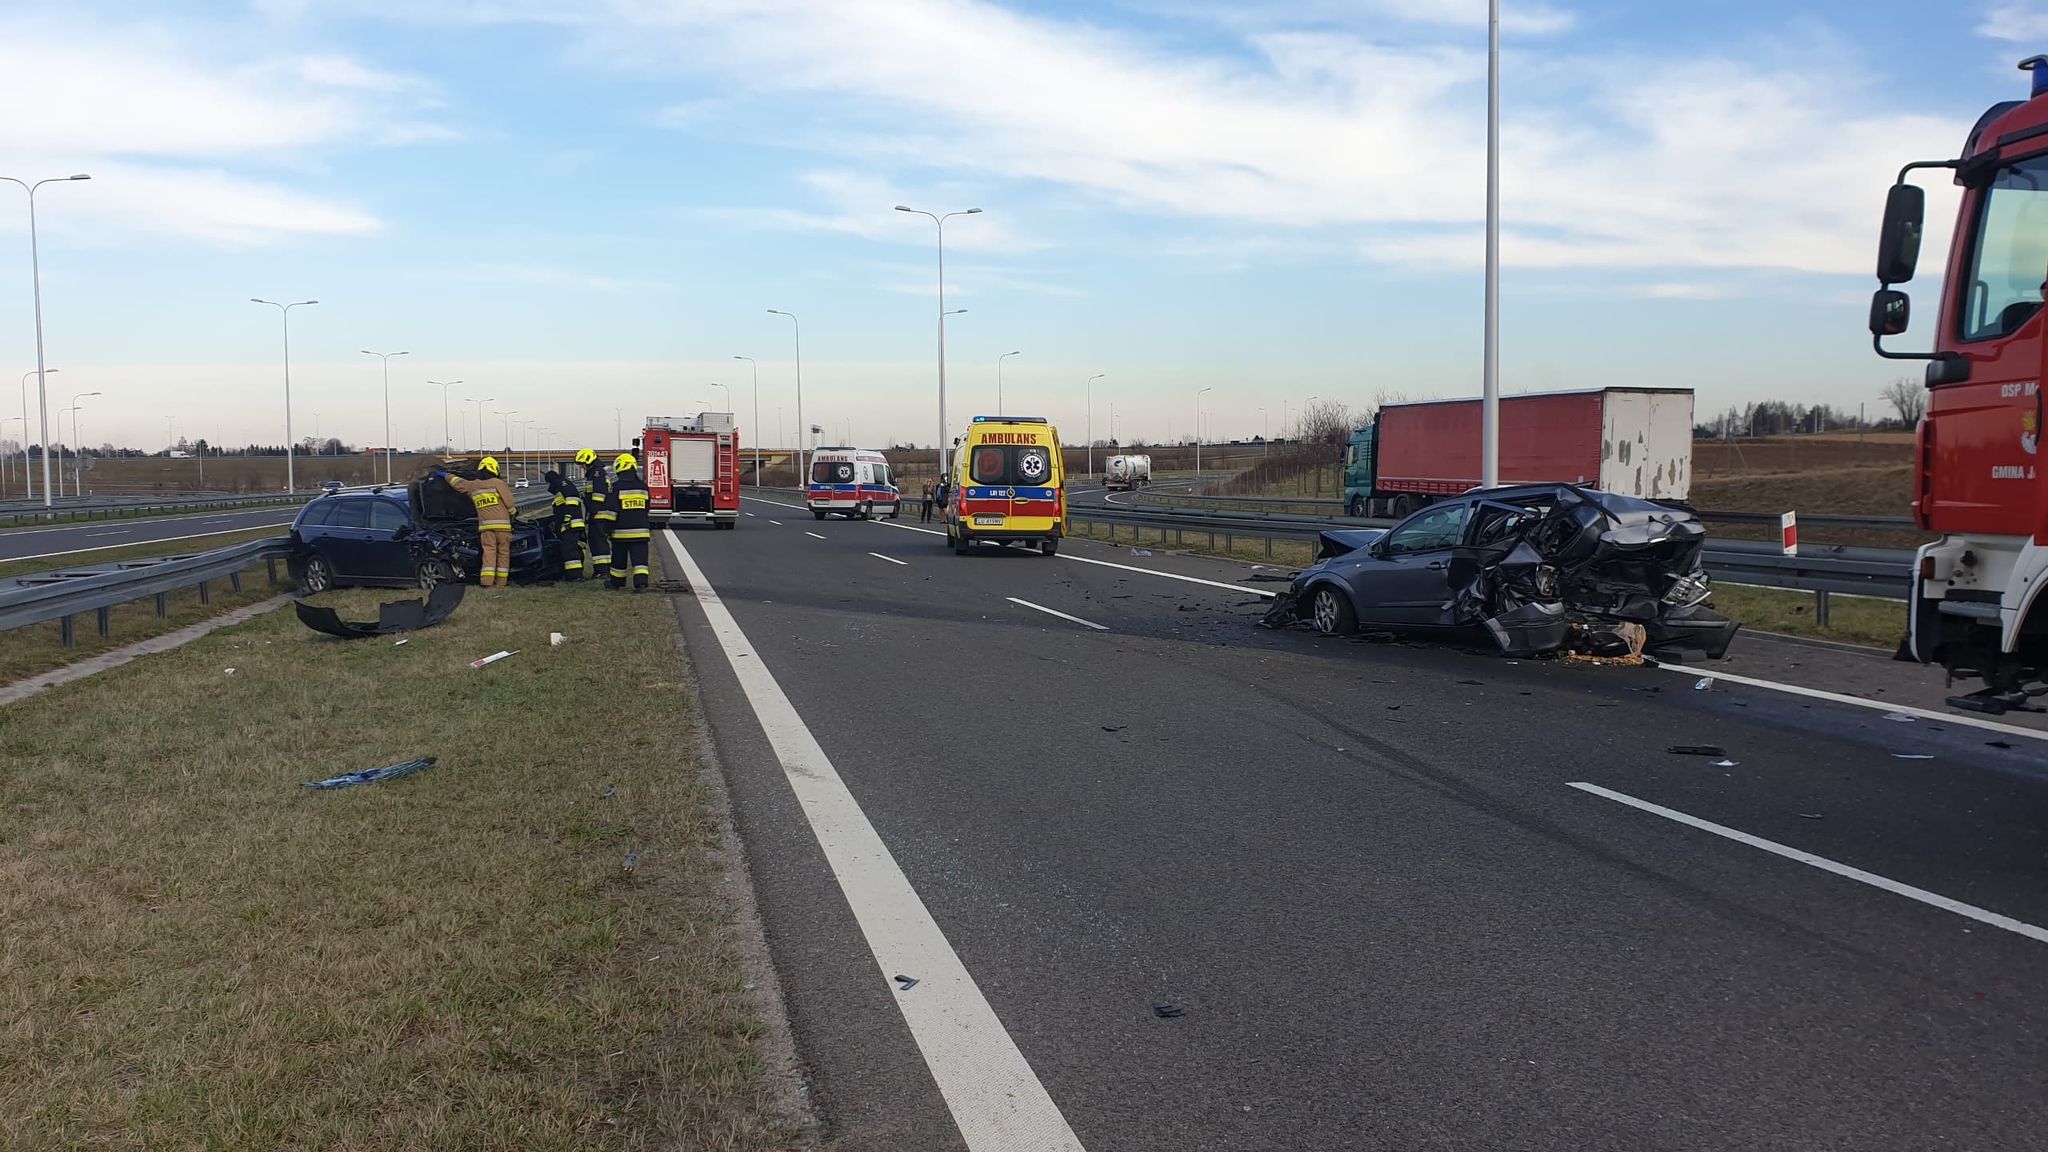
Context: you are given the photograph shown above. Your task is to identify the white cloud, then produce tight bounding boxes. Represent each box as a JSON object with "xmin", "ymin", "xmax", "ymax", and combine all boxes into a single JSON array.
[
  {"xmin": 1979, "ymin": 2, "xmax": 2048, "ymax": 41},
  {"xmin": 0, "ymin": 13, "xmax": 451, "ymax": 244},
  {"xmin": 1643, "ymin": 283, "xmax": 1735, "ymax": 301},
  {"xmin": 428, "ymin": 263, "xmax": 672, "ymax": 293},
  {"xmin": 464, "ymin": 0, "xmax": 1963, "ymax": 278},
  {"xmin": 707, "ymin": 169, "xmax": 1047, "ymax": 254}
]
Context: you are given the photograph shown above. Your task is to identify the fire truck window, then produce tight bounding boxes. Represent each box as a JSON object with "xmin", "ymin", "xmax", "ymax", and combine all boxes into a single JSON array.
[
  {"xmin": 1961, "ymin": 155, "xmax": 2048, "ymax": 342},
  {"xmin": 971, "ymin": 446, "xmax": 1006, "ymax": 484}
]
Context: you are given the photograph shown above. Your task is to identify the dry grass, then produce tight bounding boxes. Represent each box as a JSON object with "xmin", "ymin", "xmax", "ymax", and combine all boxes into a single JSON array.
[
  {"xmin": 0, "ymin": 567, "xmax": 800, "ymax": 1150},
  {"xmin": 1708, "ymin": 584, "xmax": 1905, "ymax": 650}
]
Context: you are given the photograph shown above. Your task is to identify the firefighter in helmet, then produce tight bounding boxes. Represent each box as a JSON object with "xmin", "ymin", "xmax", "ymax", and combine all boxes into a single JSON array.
[
  {"xmin": 607, "ymin": 452, "xmax": 652, "ymax": 592},
  {"xmin": 545, "ymin": 467, "xmax": 587, "ymax": 580},
  {"xmin": 578, "ymin": 447, "xmax": 613, "ymax": 571},
  {"xmin": 442, "ymin": 456, "xmax": 516, "ymax": 586}
]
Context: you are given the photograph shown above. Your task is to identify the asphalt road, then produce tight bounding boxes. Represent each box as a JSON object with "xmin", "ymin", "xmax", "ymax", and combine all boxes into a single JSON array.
[
  {"xmin": 661, "ymin": 496, "xmax": 2048, "ymax": 1152},
  {"xmin": 0, "ymin": 506, "xmax": 299, "ymax": 564}
]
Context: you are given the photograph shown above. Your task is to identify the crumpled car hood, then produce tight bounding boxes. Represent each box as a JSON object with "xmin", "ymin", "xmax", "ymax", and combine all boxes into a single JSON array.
[{"xmin": 1268, "ymin": 486, "xmax": 1738, "ymax": 659}]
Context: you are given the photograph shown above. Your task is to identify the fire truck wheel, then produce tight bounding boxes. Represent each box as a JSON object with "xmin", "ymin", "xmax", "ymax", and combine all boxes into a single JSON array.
[{"xmin": 812, "ymin": 509, "xmax": 827, "ymax": 521}]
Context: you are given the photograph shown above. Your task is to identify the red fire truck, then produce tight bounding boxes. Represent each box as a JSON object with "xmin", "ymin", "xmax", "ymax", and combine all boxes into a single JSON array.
[
  {"xmin": 1874, "ymin": 54, "xmax": 2048, "ymax": 712},
  {"xmin": 640, "ymin": 414, "xmax": 739, "ymax": 530}
]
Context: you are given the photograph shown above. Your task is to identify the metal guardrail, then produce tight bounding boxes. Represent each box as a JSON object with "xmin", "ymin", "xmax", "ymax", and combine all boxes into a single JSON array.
[
  {"xmin": 1119, "ymin": 488, "xmax": 1920, "ymax": 533},
  {"xmin": 1064, "ymin": 503, "xmax": 1913, "ymax": 613},
  {"xmin": 0, "ymin": 537, "xmax": 293, "ymax": 645},
  {"xmin": 3, "ymin": 488, "xmax": 559, "ymax": 645},
  {"xmin": 0, "ymin": 492, "xmax": 311, "ymax": 527}
]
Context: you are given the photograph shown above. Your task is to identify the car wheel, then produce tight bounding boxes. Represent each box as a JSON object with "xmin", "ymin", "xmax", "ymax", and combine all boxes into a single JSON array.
[
  {"xmin": 1348, "ymin": 495, "xmax": 1367, "ymax": 518},
  {"xmin": 1040, "ymin": 537, "xmax": 1059, "ymax": 557},
  {"xmin": 416, "ymin": 559, "xmax": 455, "ymax": 590},
  {"xmin": 301, "ymin": 554, "xmax": 334, "ymax": 594},
  {"xmin": 953, "ymin": 529, "xmax": 970, "ymax": 555},
  {"xmin": 1309, "ymin": 586, "xmax": 1357, "ymax": 635}
]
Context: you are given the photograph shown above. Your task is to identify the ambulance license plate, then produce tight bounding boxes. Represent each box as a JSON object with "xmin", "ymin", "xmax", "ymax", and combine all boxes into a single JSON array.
[{"xmin": 973, "ymin": 514, "xmax": 1005, "ymax": 526}]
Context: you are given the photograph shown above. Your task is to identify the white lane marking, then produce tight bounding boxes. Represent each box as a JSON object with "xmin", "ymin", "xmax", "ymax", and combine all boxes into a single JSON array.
[
  {"xmin": 1006, "ymin": 596, "xmax": 1108, "ymax": 631},
  {"xmin": 1652, "ymin": 660, "xmax": 2048, "ymax": 744},
  {"xmin": 751, "ymin": 492, "xmax": 1281, "ymax": 599},
  {"xmin": 1, "ymin": 522, "xmax": 296, "ymax": 565},
  {"xmin": 744, "ymin": 512, "xmax": 756, "ymax": 518},
  {"xmin": 869, "ymin": 552, "xmax": 908, "ymax": 566},
  {"xmin": 805, "ymin": 531, "xmax": 827, "ymax": 540},
  {"xmin": 1569, "ymin": 782, "xmax": 2048, "ymax": 945},
  {"xmin": 85, "ymin": 530, "xmax": 122, "ymax": 537},
  {"xmin": 657, "ymin": 533, "xmax": 1088, "ymax": 1151},
  {"xmin": 768, "ymin": 519, "xmax": 784, "ymax": 526}
]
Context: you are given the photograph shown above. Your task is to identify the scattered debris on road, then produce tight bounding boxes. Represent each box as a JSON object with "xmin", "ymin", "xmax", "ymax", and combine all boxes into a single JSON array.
[
  {"xmin": 894, "ymin": 974, "xmax": 920, "ymax": 991},
  {"xmin": 1668, "ymin": 744, "xmax": 1729, "ymax": 757},
  {"xmin": 469, "ymin": 650, "xmax": 517, "ymax": 669},
  {"xmin": 1894, "ymin": 754, "xmax": 1935, "ymax": 760},
  {"xmin": 549, "ymin": 631, "xmax": 567, "ymax": 647},
  {"xmin": 296, "ymin": 583, "xmax": 465, "ymax": 638},
  {"xmin": 622, "ymin": 851, "xmax": 639, "ymax": 874},
  {"xmin": 303, "ymin": 756, "xmax": 437, "ymax": 790},
  {"xmin": 1882, "ymin": 712, "xmax": 1918, "ymax": 723},
  {"xmin": 1152, "ymin": 1001, "xmax": 1185, "ymax": 1019},
  {"xmin": 1694, "ymin": 677, "xmax": 1715, "ymax": 691}
]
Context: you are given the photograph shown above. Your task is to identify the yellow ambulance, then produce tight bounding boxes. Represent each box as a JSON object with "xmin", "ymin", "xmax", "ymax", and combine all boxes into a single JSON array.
[{"xmin": 946, "ymin": 416, "xmax": 1066, "ymax": 556}]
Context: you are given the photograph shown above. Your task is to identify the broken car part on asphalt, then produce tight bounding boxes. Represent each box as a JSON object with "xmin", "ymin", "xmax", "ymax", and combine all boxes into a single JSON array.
[
  {"xmin": 1261, "ymin": 484, "xmax": 1740, "ymax": 660},
  {"xmin": 294, "ymin": 582, "xmax": 465, "ymax": 638}
]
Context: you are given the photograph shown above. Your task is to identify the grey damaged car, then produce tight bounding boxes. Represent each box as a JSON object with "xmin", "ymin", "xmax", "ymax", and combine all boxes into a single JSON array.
[{"xmin": 1262, "ymin": 484, "xmax": 1740, "ymax": 659}]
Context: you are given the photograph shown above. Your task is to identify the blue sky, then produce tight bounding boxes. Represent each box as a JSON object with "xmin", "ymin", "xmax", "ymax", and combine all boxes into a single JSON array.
[{"xmin": 0, "ymin": 0, "xmax": 2043, "ymax": 454}]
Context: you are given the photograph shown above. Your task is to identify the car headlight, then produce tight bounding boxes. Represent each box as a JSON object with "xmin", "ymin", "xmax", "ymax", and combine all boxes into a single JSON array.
[{"xmin": 1664, "ymin": 570, "xmax": 1711, "ymax": 608}]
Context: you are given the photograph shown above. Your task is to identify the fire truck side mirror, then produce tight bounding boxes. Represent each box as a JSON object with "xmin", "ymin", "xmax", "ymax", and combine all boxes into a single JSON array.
[
  {"xmin": 1877, "ymin": 183, "xmax": 1926, "ymax": 284},
  {"xmin": 1869, "ymin": 288, "xmax": 1912, "ymax": 337}
]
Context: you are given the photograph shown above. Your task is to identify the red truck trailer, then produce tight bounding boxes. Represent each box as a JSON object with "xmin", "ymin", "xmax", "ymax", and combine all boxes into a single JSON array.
[
  {"xmin": 641, "ymin": 414, "xmax": 739, "ymax": 530},
  {"xmin": 1342, "ymin": 388, "xmax": 1695, "ymax": 519},
  {"xmin": 1873, "ymin": 55, "xmax": 2048, "ymax": 711}
]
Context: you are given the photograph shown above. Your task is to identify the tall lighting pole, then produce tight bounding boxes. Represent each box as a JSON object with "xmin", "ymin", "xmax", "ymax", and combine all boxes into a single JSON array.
[
  {"xmin": 360, "ymin": 349, "xmax": 409, "ymax": 483},
  {"xmin": 19, "ymin": 367, "xmax": 56, "ymax": 499},
  {"xmin": 767, "ymin": 310, "xmax": 805, "ymax": 482},
  {"xmin": 1085, "ymin": 373, "xmax": 1105, "ymax": 477},
  {"xmin": 470, "ymin": 396, "xmax": 494, "ymax": 454},
  {"xmin": 707, "ymin": 380, "xmax": 731, "ymax": 415},
  {"xmin": 733, "ymin": 355, "xmax": 761, "ymax": 487},
  {"xmin": 66, "ymin": 390, "xmax": 101, "ymax": 496},
  {"xmin": 3, "ymin": 173, "xmax": 89, "ymax": 509},
  {"xmin": 1481, "ymin": 0, "xmax": 1501, "ymax": 488},
  {"xmin": 251, "ymin": 297, "xmax": 317, "ymax": 492},
  {"xmin": 496, "ymin": 409, "xmax": 518, "ymax": 455},
  {"xmin": 895, "ymin": 204, "xmax": 982, "ymax": 482},
  {"xmin": 1195, "ymin": 386, "xmax": 1213, "ymax": 485},
  {"xmin": 998, "ymin": 350, "xmax": 1021, "ymax": 417},
  {"xmin": 427, "ymin": 380, "xmax": 462, "ymax": 453}
]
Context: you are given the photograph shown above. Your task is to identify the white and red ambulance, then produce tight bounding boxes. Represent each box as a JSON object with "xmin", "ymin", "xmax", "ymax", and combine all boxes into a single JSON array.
[{"xmin": 806, "ymin": 447, "xmax": 900, "ymax": 520}]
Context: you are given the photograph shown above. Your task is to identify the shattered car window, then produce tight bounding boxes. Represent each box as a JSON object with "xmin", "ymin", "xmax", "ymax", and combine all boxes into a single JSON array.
[
  {"xmin": 1472, "ymin": 499, "xmax": 1551, "ymax": 547},
  {"xmin": 1385, "ymin": 505, "xmax": 1469, "ymax": 554}
]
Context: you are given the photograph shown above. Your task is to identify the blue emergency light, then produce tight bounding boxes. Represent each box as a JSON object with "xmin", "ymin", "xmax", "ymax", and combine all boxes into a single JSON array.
[
  {"xmin": 2023, "ymin": 55, "xmax": 2048, "ymax": 98},
  {"xmin": 971, "ymin": 415, "xmax": 1047, "ymax": 423}
]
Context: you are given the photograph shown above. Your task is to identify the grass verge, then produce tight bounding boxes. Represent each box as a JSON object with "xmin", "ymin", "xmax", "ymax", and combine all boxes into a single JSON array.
[{"xmin": 0, "ymin": 565, "xmax": 800, "ymax": 1150}]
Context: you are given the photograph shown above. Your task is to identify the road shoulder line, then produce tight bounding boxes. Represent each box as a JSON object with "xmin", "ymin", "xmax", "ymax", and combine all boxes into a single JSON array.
[{"xmin": 655, "ymin": 531, "xmax": 1087, "ymax": 1152}]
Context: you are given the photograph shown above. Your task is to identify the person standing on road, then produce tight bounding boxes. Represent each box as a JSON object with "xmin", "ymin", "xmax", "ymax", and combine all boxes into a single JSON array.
[
  {"xmin": 920, "ymin": 479, "xmax": 935, "ymax": 523},
  {"xmin": 546, "ymin": 468, "xmax": 587, "ymax": 580},
  {"xmin": 443, "ymin": 456, "xmax": 515, "ymax": 587},
  {"xmin": 934, "ymin": 475, "xmax": 952, "ymax": 525},
  {"xmin": 607, "ymin": 452, "xmax": 652, "ymax": 592},
  {"xmin": 579, "ymin": 447, "xmax": 613, "ymax": 574}
]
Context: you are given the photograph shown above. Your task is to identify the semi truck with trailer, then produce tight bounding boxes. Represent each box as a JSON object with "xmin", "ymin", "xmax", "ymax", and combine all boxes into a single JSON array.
[
  {"xmin": 640, "ymin": 414, "xmax": 740, "ymax": 530},
  {"xmin": 1342, "ymin": 388, "xmax": 1695, "ymax": 519},
  {"xmin": 1872, "ymin": 54, "xmax": 2048, "ymax": 711}
]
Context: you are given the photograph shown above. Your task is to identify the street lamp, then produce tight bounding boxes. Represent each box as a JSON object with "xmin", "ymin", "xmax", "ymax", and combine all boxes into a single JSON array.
[
  {"xmin": 360, "ymin": 349, "xmax": 409, "ymax": 483},
  {"xmin": 1195, "ymin": 386, "xmax": 1213, "ymax": 485},
  {"xmin": 427, "ymin": 380, "xmax": 462, "ymax": 454},
  {"xmin": 470, "ymin": 396, "xmax": 494, "ymax": 453},
  {"xmin": 1085, "ymin": 373, "xmax": 1106, "ymax": 477},
  {"xmin": 18, "ymin": 367, "xmax": 55, "ymax": 500},
  {"xmin": 707, "ymin": 380, "xmax": 731, "ymax": 414},
  {"xmin": 767, "ymin": 310, "xmax": 806, "ymax": 482},
  {"xmin": 496, "ymin": 410, "xmax": 518, "ymax": 455},
  {"xmin": 998, "ymin": 350, "xmax": 1021, "ymax": 417},
  {"xmin": 251, "ymin": 297, "xmax": 317, "ymax": 492},
  {"xmin": 1481, "ymin": 0, "xmax": 1501, "ymax": 488},
  {"xmin": 895, "ymin": 204, "xmax": 982, "ymax": 481},
  {"xmin": 66, "ymin": 390, "xmax": 102, "ymax": 497},
  {"xmin": 733, "ymin": 355, "xmax": 761, "ymax": 487},
  {"xmin": 2, "ymin": 172, "xmax": 89, "ymax": 509},
  {"xmin": 0, "ymin": 416, "xmax": 20, "ymax": 497}
]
